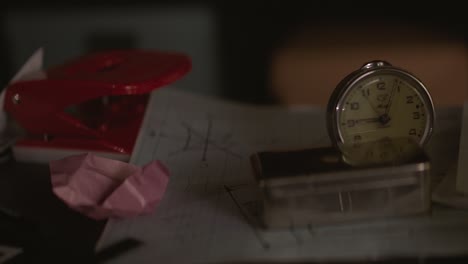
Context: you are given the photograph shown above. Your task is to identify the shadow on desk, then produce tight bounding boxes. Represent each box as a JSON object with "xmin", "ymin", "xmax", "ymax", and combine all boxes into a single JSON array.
[{"xmin": 0, "ymin": 160, "xmax": 106, "ymax": 263}]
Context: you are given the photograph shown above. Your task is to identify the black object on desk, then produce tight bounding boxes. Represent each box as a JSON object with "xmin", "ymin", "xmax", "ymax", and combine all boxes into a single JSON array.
[{"xmin": 0, "ymin": 160, "xmax": 106, "ymax": 263}]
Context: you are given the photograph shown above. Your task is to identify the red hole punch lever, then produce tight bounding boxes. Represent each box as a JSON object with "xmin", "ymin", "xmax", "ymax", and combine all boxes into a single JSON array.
[{"xmin": 3, "ymin": 49, "xmax": 191, "ymax": 163}]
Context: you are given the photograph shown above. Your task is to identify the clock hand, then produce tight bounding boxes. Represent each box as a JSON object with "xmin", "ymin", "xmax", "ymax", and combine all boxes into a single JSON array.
[
  {"xmin": 362, "ymin": 94, "xmax": 381, "ymax": 116},
  {"xmin": 384, "ymin": 81, "xmax": 398, "ymax": 116},
  {"xmin": 379, "ymin": 82, "xmax": 397, "ymax": 125},
  {"xmin": 362, "ymin": 93, "xmax": 391, "ymax": 126}
]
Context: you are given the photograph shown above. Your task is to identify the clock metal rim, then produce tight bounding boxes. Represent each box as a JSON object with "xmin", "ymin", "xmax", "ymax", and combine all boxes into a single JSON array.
[{"xmin": 326, "ymin": 63, "xmax": 435, "ymax": 150}]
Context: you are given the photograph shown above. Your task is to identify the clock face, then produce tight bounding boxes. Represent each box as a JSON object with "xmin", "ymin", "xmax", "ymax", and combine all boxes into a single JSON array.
[{"xmin": 335, "ymin": 69, "xmax": 433, "ymax": 148}]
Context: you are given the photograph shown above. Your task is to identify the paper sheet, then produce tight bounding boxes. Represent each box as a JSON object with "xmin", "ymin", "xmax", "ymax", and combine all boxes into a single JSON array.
[
  {"xmin": 456, "ymin": 102, "xmax": 468, "ymax": 194},
  {"xmin": 432, "ymin": 102, "xmax": 468, "ymax": 208},
  {"xmin": 1, "ymin": 48, "xmax": 43, "ymax": 147},
  {"xmin": 97, "ymin": 88, "xmax": 468, "ymax": 263}
]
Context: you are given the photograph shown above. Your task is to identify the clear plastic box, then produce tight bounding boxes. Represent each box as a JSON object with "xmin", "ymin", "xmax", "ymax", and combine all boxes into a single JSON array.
[{"xmin": 251, "ymin": 138, "xmax": 431, "ymax": 229}]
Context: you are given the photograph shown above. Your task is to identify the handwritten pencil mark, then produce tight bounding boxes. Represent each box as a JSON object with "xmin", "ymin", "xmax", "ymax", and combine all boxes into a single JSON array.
[
  {"xmin": 202, "ymin": 118, "xmax": 212, "ymax": 161},
  {"xmin": 183, "ymin": 126, "xmax": 192, "ymax": 151},
  {"xmin": 168, "ymin": 119, "xmax": 242, "ymax": 161},
  {"xmin": 224, "ymin": 185, "xmax": 270, "ymax": 250}
]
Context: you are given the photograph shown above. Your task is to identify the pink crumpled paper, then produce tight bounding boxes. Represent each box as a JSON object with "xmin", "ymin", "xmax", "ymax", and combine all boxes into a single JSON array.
[{"xmin": 49, "ymin": 153, "xmax": 169, "ymax": 220}]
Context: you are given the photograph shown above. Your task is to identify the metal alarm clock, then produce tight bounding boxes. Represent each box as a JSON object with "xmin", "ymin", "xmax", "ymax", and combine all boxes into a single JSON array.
[
  {"xmin": 253, "ymin": 61, "xmax": 435, "ymax": 229},
  {"xmin": 327, "ymin": 60, "xmax": 435, "ymax": 152}
]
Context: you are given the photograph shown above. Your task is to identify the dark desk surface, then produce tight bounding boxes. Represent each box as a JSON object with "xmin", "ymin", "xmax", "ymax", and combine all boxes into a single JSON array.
[
  {"xmin": 0, "ymin": 159, "xmax": 106, "ymax": 263},
  {"xmin": 2, "ymin": 160, "xmax": 468, "ymax": 264}
]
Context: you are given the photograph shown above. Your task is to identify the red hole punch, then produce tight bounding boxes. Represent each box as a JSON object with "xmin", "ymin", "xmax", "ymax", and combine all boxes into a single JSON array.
[{"xmin": 3, "ymin": 49, "xmax": 191, "ymax": 163}]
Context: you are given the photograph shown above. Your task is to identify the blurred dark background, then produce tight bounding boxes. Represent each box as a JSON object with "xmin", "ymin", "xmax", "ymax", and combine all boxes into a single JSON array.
[{"xmin": 0, "ymin": 1, "xmax": 467, "ymax": 105}]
